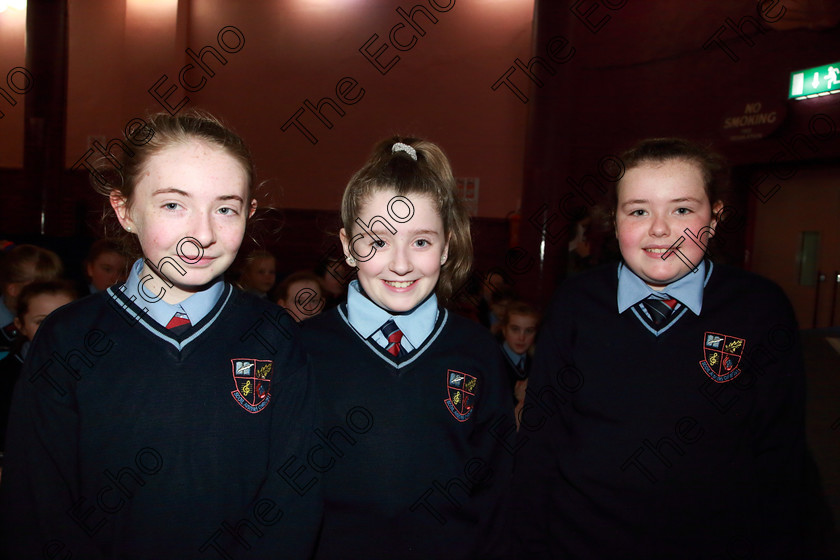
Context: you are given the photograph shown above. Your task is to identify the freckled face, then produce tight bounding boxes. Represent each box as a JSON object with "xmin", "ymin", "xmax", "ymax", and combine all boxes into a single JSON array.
[
  {"xmin": 615, "ymin": 159, "xmax": 721, "ymax": 290},
  {"xmin": 112, "ymin": 140, "xmax": 256, "ymax": 303},
  {"xmin": 341, "ymin": 190, "xmax": 448, "ymax": 313}
]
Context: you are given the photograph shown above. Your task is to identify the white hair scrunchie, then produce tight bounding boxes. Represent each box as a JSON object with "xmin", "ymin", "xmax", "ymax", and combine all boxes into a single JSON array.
[{"xmin": 391, "ymin": 142, "xmax": 417, "ymax": 161}]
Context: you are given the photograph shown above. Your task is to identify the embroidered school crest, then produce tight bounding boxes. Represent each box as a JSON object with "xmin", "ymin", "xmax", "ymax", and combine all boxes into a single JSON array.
[
  {"xmin": 699, "ymin": 332, "xmax": 745, "ymax": 383},
  {"xmin": 444, "ymin": 369, "xmax": 477, "ymax": 422},
  {"xmin": 230, "ymin": 359, "xmax": 273, "ymax": 413}
]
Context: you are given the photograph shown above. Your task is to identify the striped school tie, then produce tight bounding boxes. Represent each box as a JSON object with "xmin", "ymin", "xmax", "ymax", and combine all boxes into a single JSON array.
[
  {"xmin": 381, "ymin": 319, "xmax": 407, "ymax": 357},
  {"xmin": 166, "ymin": 311, "xmax": 191, "ymax": 335},
  {"xmin": 642, "ymin": 296, "xmax": 678, "ymax": 327}
]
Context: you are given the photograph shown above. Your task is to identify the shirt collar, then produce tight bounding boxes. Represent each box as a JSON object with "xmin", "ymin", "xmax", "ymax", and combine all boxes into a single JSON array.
[
  {"xmin": 346, "ymin": 279, "xmax": 438, "ymax": 347},
  {"xmin": 121, "ymin": 258, "xmax": 224, "ymax": 327},
  {"xmin": 617, "ymin": 260, "xmax": 707, "ymax": 315},
  {"xmin": 0, "ymin": 295, "xmax": 13, "ymax": 327},
  {"xmin": 502, "ymin": 341, "xmax": 525, "ymax": 364}
]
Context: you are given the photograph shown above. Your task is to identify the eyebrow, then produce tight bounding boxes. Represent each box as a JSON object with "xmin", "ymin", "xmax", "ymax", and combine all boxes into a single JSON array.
[
  {"xmin": 621, "ymin": 197, "xmax": 703, "ymax": 207},
  {"xmin": 406, "ymin": 228, "xmax": 441, "ymax": 236},
  {"xmin": 369, "ymin": 228, "xmax": 441, "ymax": 237},
  {"xmin": 152, "ymin": 188, "xmax": 190, "ymax": 197},
  {"xmin": 621, "ymin": 199, "xmax": 648, "ymax": 207},
  {"xmin": 670, "ymin": 197, "xmax": 702, "ymax": 204},
  {"xmin": 152, "ymin": 188, "xmax": 244, "ymax": 203}
]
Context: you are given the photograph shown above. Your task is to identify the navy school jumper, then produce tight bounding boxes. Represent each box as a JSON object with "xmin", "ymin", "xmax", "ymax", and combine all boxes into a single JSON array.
[
  {"xmin": 301, "ymin": 304, "xmax": 515, "ymax": 560},
  {"xmin": 513, "ymin": 262, "xmax": 808, "ymax": 559},
  {"xmin": 0, "ymin": 284, "xmax": 323, "ymax": 559}
]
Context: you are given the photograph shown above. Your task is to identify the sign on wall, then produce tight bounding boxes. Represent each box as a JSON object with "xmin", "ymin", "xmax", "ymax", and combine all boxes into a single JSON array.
[
  {"xmin": 721, "ymin": 101, "xmax": 785, "ymax": 141},
  {"xmin": 455, "ymin": 177, "xmax": 479, "ymax": 217},
  {"xmin": 790, "ymin": 63, "xmax": 840, "ymax": 99}
]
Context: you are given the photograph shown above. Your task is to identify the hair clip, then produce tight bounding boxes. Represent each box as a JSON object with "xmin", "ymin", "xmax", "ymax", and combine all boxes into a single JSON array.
[{"xmin": 392, "ymin": 142, "xmax": 417, "ymax": 161}]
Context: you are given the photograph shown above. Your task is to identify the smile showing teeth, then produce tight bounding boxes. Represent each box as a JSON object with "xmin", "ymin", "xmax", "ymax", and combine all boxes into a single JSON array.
[
  {"xmin": 384, "ymin": 280, "xmax": 415, "ymax": 288},
  {"xmin": 645, "ymin": 248, "xmax": 670, "ymax": 254}
]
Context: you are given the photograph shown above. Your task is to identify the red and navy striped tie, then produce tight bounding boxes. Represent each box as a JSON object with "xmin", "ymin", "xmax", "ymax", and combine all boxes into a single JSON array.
[
  {"xmin": 166, "ymin": 311, "xmax": 191, "ymax": 335},
  {"xmin": 381, "ymin": 319, "xmax": 406, "ymax": 357},
  {"xmin": 642, "ymin": 296, "xmax": 678, "ymax": 327}
]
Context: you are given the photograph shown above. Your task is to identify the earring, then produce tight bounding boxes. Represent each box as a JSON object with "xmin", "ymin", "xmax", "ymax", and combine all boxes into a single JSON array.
[
  {"xmin": 346, "ymin": 256, "xmax": 357, "ymax": 267},
  {"xmin": 126, "ymin": 226, "xmax": 132, "ymax": 233},
  {"xmin": 440, "ymin": 254, "xmax": 448, "ymax": 265}
]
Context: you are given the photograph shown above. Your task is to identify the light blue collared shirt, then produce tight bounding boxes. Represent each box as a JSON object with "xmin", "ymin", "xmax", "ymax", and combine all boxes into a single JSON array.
[
  {"xmin": 0, "ymin": 295, "xmax": 14, "ymax": 328},
  {"xmin": 617, "ymin": 260, "xmax": 707, "ymax": 315},
  {"xmin": 118, "ymin": 258, "xmax": 224, "ymax": 328},
  {"xmin": 502, "ymin": 341, "xmax": 526, "ymax": 368},
  {"xmin": 345, "ymin": 279, "xmax": 438, "ymax": 353}
]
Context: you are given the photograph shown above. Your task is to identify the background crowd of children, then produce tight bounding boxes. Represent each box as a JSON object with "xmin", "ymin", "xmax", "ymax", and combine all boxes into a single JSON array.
[
  {"xmin": 0, "ymin": 235, "xmax": 543, "ymax": 461},
  {"xmin": 0, "ymin": 112, "xmax": 829, "ymax": 558}
]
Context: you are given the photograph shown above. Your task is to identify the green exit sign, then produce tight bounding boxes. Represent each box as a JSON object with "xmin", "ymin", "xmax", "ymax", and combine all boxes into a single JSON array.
[{"xmin": 790, "ymin": 63, "xmax": 840, "ymax": 99}]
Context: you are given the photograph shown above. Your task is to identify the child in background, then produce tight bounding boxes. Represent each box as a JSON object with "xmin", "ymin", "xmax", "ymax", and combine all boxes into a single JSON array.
[
  {"xmin": 314, "ymin": 258, "xmax": 350, "ymax": 310},
  {"xmin": 498, "ymin": 301, "xmax": 540, "ymax": 426},
  {"xmin": 0, "ymin": 244, "xmax": 63, "ymax": 345},
  {"xmin": 84, "ymin": 238, "xmax": 128, "ymax": 293},
  {"xmin": 300, "ymin": 137, "xmax": 513, "ymax": 559},
  {"xmin": 513, "ymin": 138, "xmax": 808, "ymax": 559},
  {"xmin": 488, "ymin": 285, "xmax": 516, "ymax": 337},
  {"xmin": 476, "ymin": 270, "xmax": 511, "ymax": 331},
  {"xmin": 0, "ymin": 281, "xmax": 77, "ymax": 452},
  {"xmin": 275, "ymin": 270, "xmax": 325, "ymax": 322},
  {"xmin": 0, "ymin": 112, "xmax": 321, "ymax": 558},
  {"xmin": 237, "ymin": 249, "xmax": 277, "ymax": 298}
]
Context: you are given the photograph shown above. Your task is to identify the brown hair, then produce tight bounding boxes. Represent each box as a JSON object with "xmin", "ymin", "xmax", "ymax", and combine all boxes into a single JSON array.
[
  {"xmin": 609, "ymin": 138, "xmax": 729, "ymax": 223},
  {"xmin": 274, "ymin": 271, "xmax": 323, "ymax": 302},
  {"xmin": 500, "ymin": 300, "xmax": 541, "ymax": 328},
  {"xmin": 242, "ymin": 249, "xmax": 275, "ymax": 268},
  {"xmin": 85, "ymin": 238, "xmax": 128, "ymax": 268},
  {"xmin": 16, "ymin": 280, "xmax": 77, "ymax": 319},
  {"xmin": 0, "ymin": 245, "xmax": 63, "ymax": 292},
  {"xmin": 93, "ymin": 110, "xmax": 257, "ymax": 253},
  {"xmin": 341, "ymin": 136, "xmax": 472, "ymax": 303}
]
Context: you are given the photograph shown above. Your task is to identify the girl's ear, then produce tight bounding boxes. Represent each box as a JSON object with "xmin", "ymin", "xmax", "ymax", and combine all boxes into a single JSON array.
[
  {"xmin": 339, "ymin": 228, "xmax": 359, "ymax": 267},
  {"xmin": 339, "ymin": 228, "xmax": 351, "ymax": 259},
  {"xmin": 13, "ymin": 316, "xmax": 22, "ymax": 332},
  {"xmin": 248, "ymin": 199, "xmax": 257, "ymax": 219},
  {"xmin": 442, "ymin": 232, "xmax": 451, "ymax": 265},
  {"xmin": 110, "ymin": 192, "xmax": 135, "ymax": 232}
]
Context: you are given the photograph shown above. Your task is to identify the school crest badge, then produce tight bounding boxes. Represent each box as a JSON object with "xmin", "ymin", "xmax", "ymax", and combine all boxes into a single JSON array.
[
  {"xmin": 230, "ymin": 358, "xmax": 273, "ymax": 413},
  {"xmin": 444, "ymin": 369, "xmax": 477, "ymax": 422},
  {"xmin": 699, "ymin": 332, "xmax": 745, "ymax": 383}
]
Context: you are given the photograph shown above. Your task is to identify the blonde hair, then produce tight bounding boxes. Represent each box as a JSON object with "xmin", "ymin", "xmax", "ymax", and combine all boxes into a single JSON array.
[{"xmin": 341, "ymin": 136, "xmax": 472, "ymax": 303}]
